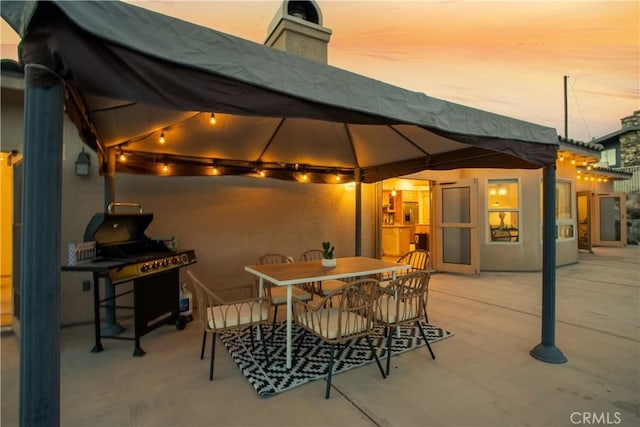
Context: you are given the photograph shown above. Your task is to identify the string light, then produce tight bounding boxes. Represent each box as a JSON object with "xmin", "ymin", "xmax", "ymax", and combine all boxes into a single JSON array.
[
  {"xmin": 119, "ymin": 152, "xmax": 126, "ymax": 162},
  {"xmin": 335, "ymin": 174, "xmax": 341, "ymax": 182},
  {"xmin": 301, "ymin": 172, "xmax": 308, "ymax": 181},
  {"xmin": 210, "ymin": 113, "xmax": 216, "ymax": 125},
  {"xmin": 212, "ymin": 166, "xmax": 219, "ymax": 175},
  {"xmin": 159, "ymin": 130, "xmax": 166, "ymax": 144},
  {"xmin": 259, "ymin": 170, "xmax": 266, "ymax": 177},
  {"xmin": 162, "ymin": 163, "xmax": 169, "ymax": 173}
]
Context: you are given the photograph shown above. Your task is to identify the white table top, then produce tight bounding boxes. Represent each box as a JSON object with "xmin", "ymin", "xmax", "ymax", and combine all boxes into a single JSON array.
[{"xmin": 244, "ymin": 256, "xmax": 409, "ymax": 286}]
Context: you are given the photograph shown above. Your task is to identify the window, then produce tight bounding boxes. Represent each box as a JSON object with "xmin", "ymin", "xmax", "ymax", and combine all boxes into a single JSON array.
[
  {"xmin": 487, "ymin": 179, "xmax": 519, "ymax": 242},
  {"xmin": 556, "ymin": 181, "xmax": 574, "ymax": 239},
  {"xmin": 600, "ymin": 148, "xmax": 617, "ymax": 167}
]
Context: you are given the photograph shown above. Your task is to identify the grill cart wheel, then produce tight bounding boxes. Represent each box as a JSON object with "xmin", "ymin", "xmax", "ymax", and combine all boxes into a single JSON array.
[{"xmin": 176, "ymin": 315, "xmax": 187, "ymax": 330}]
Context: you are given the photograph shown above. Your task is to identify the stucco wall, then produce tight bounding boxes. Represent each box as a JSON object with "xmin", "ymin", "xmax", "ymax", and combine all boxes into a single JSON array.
[{"xmin": 112, "ymin": 174, "xmax": 374, "ymax": 286}]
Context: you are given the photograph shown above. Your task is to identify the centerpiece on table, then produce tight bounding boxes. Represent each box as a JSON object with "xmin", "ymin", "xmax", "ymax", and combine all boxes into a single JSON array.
[{"xmin": 321, "ymin": 241, "xmax": 336, "ymax": 267}]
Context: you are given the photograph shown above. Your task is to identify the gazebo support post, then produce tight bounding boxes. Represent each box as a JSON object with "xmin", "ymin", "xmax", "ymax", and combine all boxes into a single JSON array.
[
  {"xmin": 355, "ymin": 168, "xmax": 362, "ymax": 256},
  {"xmin": 530, "ymin": 164, "xmax": 568, "ymax": 363},
  {"xmin": 20, "ymin": 63, "xmax": 64, "ymax": 426}
]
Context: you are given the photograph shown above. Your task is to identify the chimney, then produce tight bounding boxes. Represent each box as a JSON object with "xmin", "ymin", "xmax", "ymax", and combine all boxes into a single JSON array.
[{"xmin": 265, "ymin": 1, "xmax": 332, "ymax": 64}]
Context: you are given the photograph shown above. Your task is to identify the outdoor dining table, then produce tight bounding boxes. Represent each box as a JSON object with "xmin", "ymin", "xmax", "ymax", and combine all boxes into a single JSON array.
[{"xmin": 244, "ymin": 256, "xmax": 410, "ymax": 369}]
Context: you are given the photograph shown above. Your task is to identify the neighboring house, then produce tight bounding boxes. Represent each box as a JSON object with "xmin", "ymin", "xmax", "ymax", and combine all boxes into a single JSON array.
[{"xmin": 592, "ymin": 110, "xmax": 640, "ymax": 244}]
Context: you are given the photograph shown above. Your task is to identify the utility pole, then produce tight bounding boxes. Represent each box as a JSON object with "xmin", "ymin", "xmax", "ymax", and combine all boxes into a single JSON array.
[{"xmin": 564, "ymin": 75, "xmax": 569, "ymax": 139}]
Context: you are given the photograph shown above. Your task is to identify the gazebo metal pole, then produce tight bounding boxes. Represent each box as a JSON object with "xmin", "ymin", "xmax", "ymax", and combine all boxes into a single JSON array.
[
  {"xmin": 20, "ymin": 63, "xmax": 64, "ymax": 427},
  {"xmin": 355, "ymin": 168, "xmax": 362, "ymax": 256},
  {"xmin": 530, "ymin": 164, "xmax": 567, "ymax": 363},
  {"xmin": 101, "ymin": 148, "xmax": 124, "ymax": 336}
]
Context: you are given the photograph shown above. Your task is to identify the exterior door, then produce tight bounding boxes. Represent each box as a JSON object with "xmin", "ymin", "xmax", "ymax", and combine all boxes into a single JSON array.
[
  {"xmin": 434, "ymin": 179, "xmax": 479, "ymax": 274},
  {"xmin": 1, "ymin": 153, "xmax": 13, "ymax": 327},
  {"xmin": 577, "ymin": 191, "xmax": 592, "ymax": 252},
  {"xmin": 594, "ymin": 193, "xmax": 627, "ymax": 247}
]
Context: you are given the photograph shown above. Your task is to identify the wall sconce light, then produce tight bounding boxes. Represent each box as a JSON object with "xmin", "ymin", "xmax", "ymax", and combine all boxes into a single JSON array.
[{"xmin": 75, "ymin": 147, "xmax": 91, "ymax": 176}]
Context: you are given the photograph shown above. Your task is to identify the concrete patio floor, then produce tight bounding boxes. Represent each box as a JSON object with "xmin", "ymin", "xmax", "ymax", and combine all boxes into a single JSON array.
[{"xmin": 2, "ymin": 246, "xmax": 639, "ymax": 426}]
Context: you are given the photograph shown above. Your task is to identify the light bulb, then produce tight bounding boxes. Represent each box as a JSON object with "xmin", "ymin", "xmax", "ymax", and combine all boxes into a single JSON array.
[
  {"xmin": 159, "ymin": 130, "xmax": 166, "ymax": 144},
  {"xmin": 119, "ymin": 153, "xmax": 126, "ymax": 162},
  {"xmin": 210, "ymin": 113, "xmax": 216, "ymax": 125},
  {"xmin": 335, "ymin": 174, "xmax": 341, "ymax": 182},
  {"xmin": 162, "ymin": 164, "xmax": 169, "ymax": 173},
  {"xmin": 212, "ymin": 166, "xmax": 218, "ymax": 175}
]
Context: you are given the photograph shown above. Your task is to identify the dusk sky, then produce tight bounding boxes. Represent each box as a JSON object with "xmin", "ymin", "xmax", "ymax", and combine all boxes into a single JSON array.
[{"xmin": 2, "ymin": 1, "xmax": 638, "ymax": 143}]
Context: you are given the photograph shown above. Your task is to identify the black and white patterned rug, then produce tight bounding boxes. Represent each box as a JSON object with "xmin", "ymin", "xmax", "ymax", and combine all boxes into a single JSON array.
[{"xmin": 220, "ymin": 322, "xmax": 453, "ymax": 398}]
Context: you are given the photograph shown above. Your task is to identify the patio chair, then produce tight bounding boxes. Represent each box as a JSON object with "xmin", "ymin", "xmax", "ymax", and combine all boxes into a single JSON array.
[
  {"xmin": 299, "ymin": 249, "xmax": 347, "ymax": 297},
  {"xmin": 258, "ymin": 253, "xmax": 313, "ymax": 333},
  {"xmin": 373, "ymin": 271, "xmax": 435, "ymax": 376},
  {"xmin": 292, "ymin": 278, "xmax": 386, "ymax": 399},
  {"xmin": 185, "ymin": 270, "xmax": 271, "ymax": 381},
  {"xmin": 382, "ymin": 249, "xmax": 431, "ymax": 324}
]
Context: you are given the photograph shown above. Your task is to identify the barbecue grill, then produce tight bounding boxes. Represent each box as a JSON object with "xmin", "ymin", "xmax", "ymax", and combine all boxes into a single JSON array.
[{"xmin": 63, "ymin": 203, "xmax": 196, "ymax": 356}]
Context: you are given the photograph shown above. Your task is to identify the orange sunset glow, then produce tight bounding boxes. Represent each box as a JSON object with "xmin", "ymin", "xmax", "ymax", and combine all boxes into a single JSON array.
[{"xmin": 2, "ymin": 1, "xmax": 638, "ymax": 142}]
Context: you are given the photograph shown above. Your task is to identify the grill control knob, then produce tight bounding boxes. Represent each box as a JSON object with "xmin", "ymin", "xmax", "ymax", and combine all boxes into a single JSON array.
[
  {"xmin": 141, "ymin": 263, "xmax": 150, "ymax": 272},
  {"xmin": 152, "ymin": 261, "xmax": 160, "ymax": 269},
  {"xmin": 162, "ymin": 259, "xmax": 169, "ymax": 267},
  {"xmin": 171, "ymin": 257, "xmax": 179, "ymax": 265}
]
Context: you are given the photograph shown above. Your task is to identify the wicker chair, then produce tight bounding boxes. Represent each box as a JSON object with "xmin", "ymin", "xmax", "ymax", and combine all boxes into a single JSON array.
[
  {"xmin": 373, "ymin": 271, "xmax": 435, "ymax": 376},
  {"xmin": 383, "ymin": 249, "xmax": 431, "ymax": 324},
  {"xmin": 299, "ymin": 249, "xmax": 347, "ymax": 297},
  {"xmin": 185, "ymin": 270, "xmax": 271, "ymax": 380},
  {"xmin": 258, "ymin": 253, "xmax": 313, "ymax": 332},
  {"xmin": 293, "ymin": 278, "xmax": 386, "ymax": 399}
]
